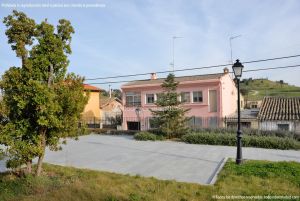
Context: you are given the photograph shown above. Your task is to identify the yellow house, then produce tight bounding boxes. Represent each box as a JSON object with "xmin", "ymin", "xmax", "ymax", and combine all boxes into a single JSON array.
[{"xmin": 82, "ymin": 84, "xmax": 101, "ymax": 123}]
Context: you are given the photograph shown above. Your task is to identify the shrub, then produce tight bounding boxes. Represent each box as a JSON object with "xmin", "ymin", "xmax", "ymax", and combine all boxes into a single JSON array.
[
  {"xmin": 134, "ymin": 132, "xmax": 164, "ymax": 141},
  {"xmin": 181, "ymin": 133, "xmax": 300, "ymax": 150},
  {"xmin": 191, "ymin": 127, "xmax": 300, "ymax": 141},
  {"xmin": 89, "ymin": 128, "xmax": 137, "ymax": 135}
]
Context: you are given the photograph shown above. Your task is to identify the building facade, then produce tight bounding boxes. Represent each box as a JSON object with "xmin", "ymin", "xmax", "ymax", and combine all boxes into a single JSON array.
[
  {"xmin": 81, "ymin": 84, "xmax": 102, "ymax": 126},
  {"xmin": 100, "ymin": 97, "xmax": 123, "ymax": 128},
  {"xmin": 258, "ymin": 97, "xmax": 300, "ymax": 133},
  {"xmin": 121, "ymin": 69, "xmax": 239, "ymax": 130}
]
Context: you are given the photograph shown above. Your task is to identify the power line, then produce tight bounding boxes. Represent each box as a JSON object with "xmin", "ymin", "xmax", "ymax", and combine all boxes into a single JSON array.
[
  {"xmin": 86, "ymin": 64, "xmax": 300, "ymax": 85},
  {"xmin": 243, "ymin": 64, "xmax": 300, "ymax": 72},
  {"xmin": 85, "ymin": 54, "xmax": 300, "ymax": 81}
]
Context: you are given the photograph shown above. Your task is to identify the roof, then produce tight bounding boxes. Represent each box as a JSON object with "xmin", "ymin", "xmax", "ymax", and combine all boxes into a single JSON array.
[
  {"xmin": 227, "ymin": 109, "xmax": 259, "ymax": 120},
  {"xmin": 258, "ymin": 97, "xmax": 300, "ymax": 121},
  {"xmin": 122, "ymin": 73, "xmax": 225, "ymax": 87},
  {"xmin": 100, "ymin": 96, "xmax": 122, "ymax": 108},
  {"xmin": 83, "ymin": 84, "xmax": 102, "ymax": 92}
]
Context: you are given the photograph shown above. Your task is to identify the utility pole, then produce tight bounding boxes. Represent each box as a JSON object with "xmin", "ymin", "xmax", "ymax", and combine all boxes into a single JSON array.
[{"xmin": 229, "ymin": 35, "xmax": 242, "ymax": 64}]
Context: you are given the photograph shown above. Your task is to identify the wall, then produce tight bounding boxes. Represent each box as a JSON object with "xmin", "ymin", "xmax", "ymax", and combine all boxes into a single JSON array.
[
  {"xmin": 82, "ymin": 91, "xmax": 100, "ymax": 120},
  {"xmin": 121, "ymin": 79, "xmax": 228, "ymax": 130},
  {"xmin": 295, "ymin": 122, "xmax": 300, "ymax": 134},
  {"xmin": 259, "ymin": 121, "xmax": 295, "ymax": 132},
  {"xmin": 221, "ymin": 74, "xmax": 238, "ymax": 118},
  {"xmin": 101, "ymin": 100, "xmax": 123, "ymax": 120}
]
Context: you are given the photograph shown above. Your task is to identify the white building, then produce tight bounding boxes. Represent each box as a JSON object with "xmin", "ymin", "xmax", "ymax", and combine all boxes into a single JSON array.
[{"xmin": 258, "ymin": 97, "xmax": 300, "ymax": 133}]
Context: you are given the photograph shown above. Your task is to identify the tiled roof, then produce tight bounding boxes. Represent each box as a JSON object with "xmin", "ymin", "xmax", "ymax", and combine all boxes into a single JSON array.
[
  {"xmin": 258, "ymin": 97, "xmax": 300, "ymax": 121},
  {"xmin": 100, "ymin": 96, "xmax": 122, "ymax": 107},
  {"xmin": 227, "ymin": 109, "xmax": 259, "ymax": 119},
  {"xmin": 83, "ymin": 84, "xmax": 102, "ymax": 92},
  {"xmin": 122, "ymin": 73, "xmax": 225, "ymax": 87}
]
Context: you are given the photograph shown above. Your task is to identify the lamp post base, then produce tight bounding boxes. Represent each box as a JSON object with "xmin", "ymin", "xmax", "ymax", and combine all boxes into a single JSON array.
[
  {"xmin": 236, "ymin": 158, "xmax": 243, "ymax": 164},
  {"xmin": 236, "ymin": 130, "xmax": 243, "ymax": 165}
]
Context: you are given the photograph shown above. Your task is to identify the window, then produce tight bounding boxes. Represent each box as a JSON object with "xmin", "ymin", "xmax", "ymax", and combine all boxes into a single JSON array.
[
  {"xmin": 125, "ymin": 92, "xmax": 141, "ymax": 106},
  {"xmin": 146, "ymin": 94, "xmax": 155, "ymax": 104},
  {"xmin": 209, "ymin": 90, "xmax": 217, "ymax": 112},
  {"xmin": 193, "ymin": 91, "xmax": 203, "ymax": 102},
  {"xmin": 181, "ymin": 92, "xmax": 190, "ymax": 103},
  {"xmin": 189, "ymin": 116, "xmax": 203, "ymax": 129},
  {"xmin": 278, "ymin": 124, "xmax": 289, "ymax": 131},
  {"xmin": 209, "ymin": 117, "xmax": 218, "ymax": 128}
]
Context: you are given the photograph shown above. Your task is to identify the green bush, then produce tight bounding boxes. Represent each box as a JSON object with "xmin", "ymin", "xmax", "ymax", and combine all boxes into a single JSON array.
[
  {"xmin": 181, "ymin": 133, "xmax": 300, "ymax": 150},
  {"xmin": 90, "ymin": 128, "xmax": 137, "ymax": 135},
  {"xmin": 134, "ymin": 132, "xmax": 164, "ymax": 141},
  {"xmin": 191, "ymin": 127, "xmax": 300, "ymax": 141}
]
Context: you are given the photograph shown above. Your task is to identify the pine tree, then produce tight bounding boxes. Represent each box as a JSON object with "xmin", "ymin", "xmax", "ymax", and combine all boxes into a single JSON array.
[{"xmin": 150, "ymin": 74, "xmax": 189, "ymax": 138}]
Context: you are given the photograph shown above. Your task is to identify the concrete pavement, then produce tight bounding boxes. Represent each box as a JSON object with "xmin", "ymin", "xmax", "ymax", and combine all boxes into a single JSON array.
[
  {"xmin": 44, "ymin": 134, "xmax": 300, "ymax": 184},
  {"xmin": 1, "ymin": 134, "xmax": 300, "ymax": 184}
]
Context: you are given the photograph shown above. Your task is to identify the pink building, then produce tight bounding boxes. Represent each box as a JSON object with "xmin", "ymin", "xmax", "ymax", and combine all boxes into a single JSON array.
[{"xmin": 121, "ymin": 69, "xmax": 238, "ymax": 130}]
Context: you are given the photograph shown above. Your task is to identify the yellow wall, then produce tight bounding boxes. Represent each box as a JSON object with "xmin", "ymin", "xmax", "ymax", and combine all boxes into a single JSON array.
[{"xmin": 82, "ymin": 91, "xmax": 100, "ymax": 120}]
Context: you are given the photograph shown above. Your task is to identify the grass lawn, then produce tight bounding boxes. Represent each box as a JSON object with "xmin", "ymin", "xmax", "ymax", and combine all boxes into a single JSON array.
[
  {"xmin": 0, "ymin": 160, "xmax": 299, "ymax": 201},
  {"xmin": 240, "ymin": 79, "xmax": 300, "ymax": 101}
]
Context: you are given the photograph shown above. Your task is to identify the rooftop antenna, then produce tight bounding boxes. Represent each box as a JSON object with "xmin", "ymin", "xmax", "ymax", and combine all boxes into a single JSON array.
[
  {"xmin": 109, "ymin": 84, "xmax": 111, "ymax": 98},
  {"xmin": 229, "ymin": 35, "xmax": 242, "ymax": 63},
  {"xmin": 171, "ymin": 36, "xmax": 183, "ymax": 72}
]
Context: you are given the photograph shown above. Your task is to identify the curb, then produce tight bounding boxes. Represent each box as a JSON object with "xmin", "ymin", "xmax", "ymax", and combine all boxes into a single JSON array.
[{"xmin": 207, "ymin": 157, "xmax": 228, "ymax": 185}]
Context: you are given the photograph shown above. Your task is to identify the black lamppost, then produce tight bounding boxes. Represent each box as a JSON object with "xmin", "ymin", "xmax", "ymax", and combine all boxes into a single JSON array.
[
  {"xmin": 135, "ymin": 107, "xmax": 141, "ymax": 131},
  {"xmin": 232, "ymin": 59, "xmax": 244, "ymax": 165}
]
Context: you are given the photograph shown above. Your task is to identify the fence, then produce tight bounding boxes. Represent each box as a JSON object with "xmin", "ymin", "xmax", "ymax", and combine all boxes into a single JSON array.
[
  {"xmin": 80, "ymin": 115, "xmax": 300, "ymax": 134},
  {"xmin": 122, "ymin": 116, "xmax": 227, "ymax": 131},
  {"xmin": 80, "ymin": 115, "xmax": 122, "ymax": 129}
]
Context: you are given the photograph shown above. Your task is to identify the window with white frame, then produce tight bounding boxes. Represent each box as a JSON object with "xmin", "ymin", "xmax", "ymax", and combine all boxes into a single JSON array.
[
  {"xmin": 181, "ymin": 92, "xmax": 190, "ymax": 103},
  {"xmin": 125, "ymin": 92, "xmax": 141, "ymax": 106},
  {"xmin": 146, "ymin": 94, "xmax": 155, "ymax": 104},
  {"xmin": 193, "ymin": 91, "xmax": 203, "ymax": 103}
]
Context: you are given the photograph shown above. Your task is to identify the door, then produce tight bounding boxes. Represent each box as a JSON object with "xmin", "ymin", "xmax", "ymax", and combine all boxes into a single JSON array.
[{"xmin": 209, "ymin": 90, "xmax": 217, "ymax": 112}]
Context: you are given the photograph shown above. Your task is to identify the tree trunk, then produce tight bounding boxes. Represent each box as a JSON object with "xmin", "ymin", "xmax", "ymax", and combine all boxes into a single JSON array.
[
  {"xmin": 36, "ymin": 64, "xmax": 53, "ymax": 176},
  {"xmin": 26, "ymin": 160, "xmax": 32, "ymax": 174},
  {"xmin": 36, "ymin": 129, "xmax": 46, "ymax": 176}
]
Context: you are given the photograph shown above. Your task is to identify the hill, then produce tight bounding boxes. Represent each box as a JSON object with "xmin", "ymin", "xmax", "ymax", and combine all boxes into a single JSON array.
[{"xmin": 240, "ymin": 78, "xmax": 300, "ymax": 101}]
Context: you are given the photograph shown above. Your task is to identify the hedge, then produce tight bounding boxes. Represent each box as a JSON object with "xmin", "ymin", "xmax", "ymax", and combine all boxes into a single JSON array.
[
  {"xmin": 134, "ymin": 132, "xmax": 165, "ymax": 141},
  {"xmin": 89, "ymin": 128, "xmax": 137, "ymax": 135},
  {"xmin": 181, "ymin": 133, "xmax": 300, "ymax": 150},
  {"xmin": 191, "ymin": 128, "xmax": 300, "ymax": 141}
]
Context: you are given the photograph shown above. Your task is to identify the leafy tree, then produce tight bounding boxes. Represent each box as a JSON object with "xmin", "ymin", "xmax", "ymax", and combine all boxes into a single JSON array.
[
  {"xmin": 112, "ymin": 89, "xmax": 122, "ymax": 100},
  {"xmin": 0, "ymin": 10, "xmax": 88, "ymax": 176},
  {"xmin": 150, "ymin": 74, "xmax": 189, "ymax": 138}
]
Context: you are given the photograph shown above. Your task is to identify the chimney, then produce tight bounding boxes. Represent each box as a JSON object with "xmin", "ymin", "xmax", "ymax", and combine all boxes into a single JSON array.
[
  {"xmin": 150, "ymin": 73, "xmax": 157, "ymax": 80},
  {"xmin": 223, "ymin": 67, "xmax": 229, "ymax": 74}
]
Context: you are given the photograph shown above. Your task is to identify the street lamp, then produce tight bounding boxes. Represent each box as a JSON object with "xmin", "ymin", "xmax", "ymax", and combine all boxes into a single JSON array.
[
  {"xmin": 232, "ymin": 59, "xmax": 244, "ymax": 165},
  {"xmin": 135, "ymin": 107, "xmax": 141, "ymax": 130}
]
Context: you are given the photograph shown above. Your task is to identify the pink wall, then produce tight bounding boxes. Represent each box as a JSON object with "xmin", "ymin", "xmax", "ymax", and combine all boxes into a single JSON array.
[
  {"xmin": 121, "ymin": 74, "xmax": 237, "ymax": 130},
  {"xmin": 220, "ymin": 74, "xmax": 238, "ymax": 117}
]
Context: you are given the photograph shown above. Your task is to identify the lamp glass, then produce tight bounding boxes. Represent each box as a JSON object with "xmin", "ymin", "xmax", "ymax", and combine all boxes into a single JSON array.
[
  {"xmin": 232, "ymin": 60, "xmax": 244, "ymax": 78},
  {"xmin": 233, "ymin": 66, "xmax": 243, "ymax": 78},
  {"xmin": 135, "ymin": 108, "xmax": 141, "ymax": 115}
]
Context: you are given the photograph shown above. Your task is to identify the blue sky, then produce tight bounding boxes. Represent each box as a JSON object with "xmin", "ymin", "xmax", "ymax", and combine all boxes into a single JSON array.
[{"xmin": 1, "ymin": 0, "xmax": 300, "ymax": 90}]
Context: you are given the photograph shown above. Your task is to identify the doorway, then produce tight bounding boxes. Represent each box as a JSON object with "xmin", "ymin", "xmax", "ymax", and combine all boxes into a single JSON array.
[{"xmin": 127, "ymin": 121, "xmax": 141, "ymax": 130}]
